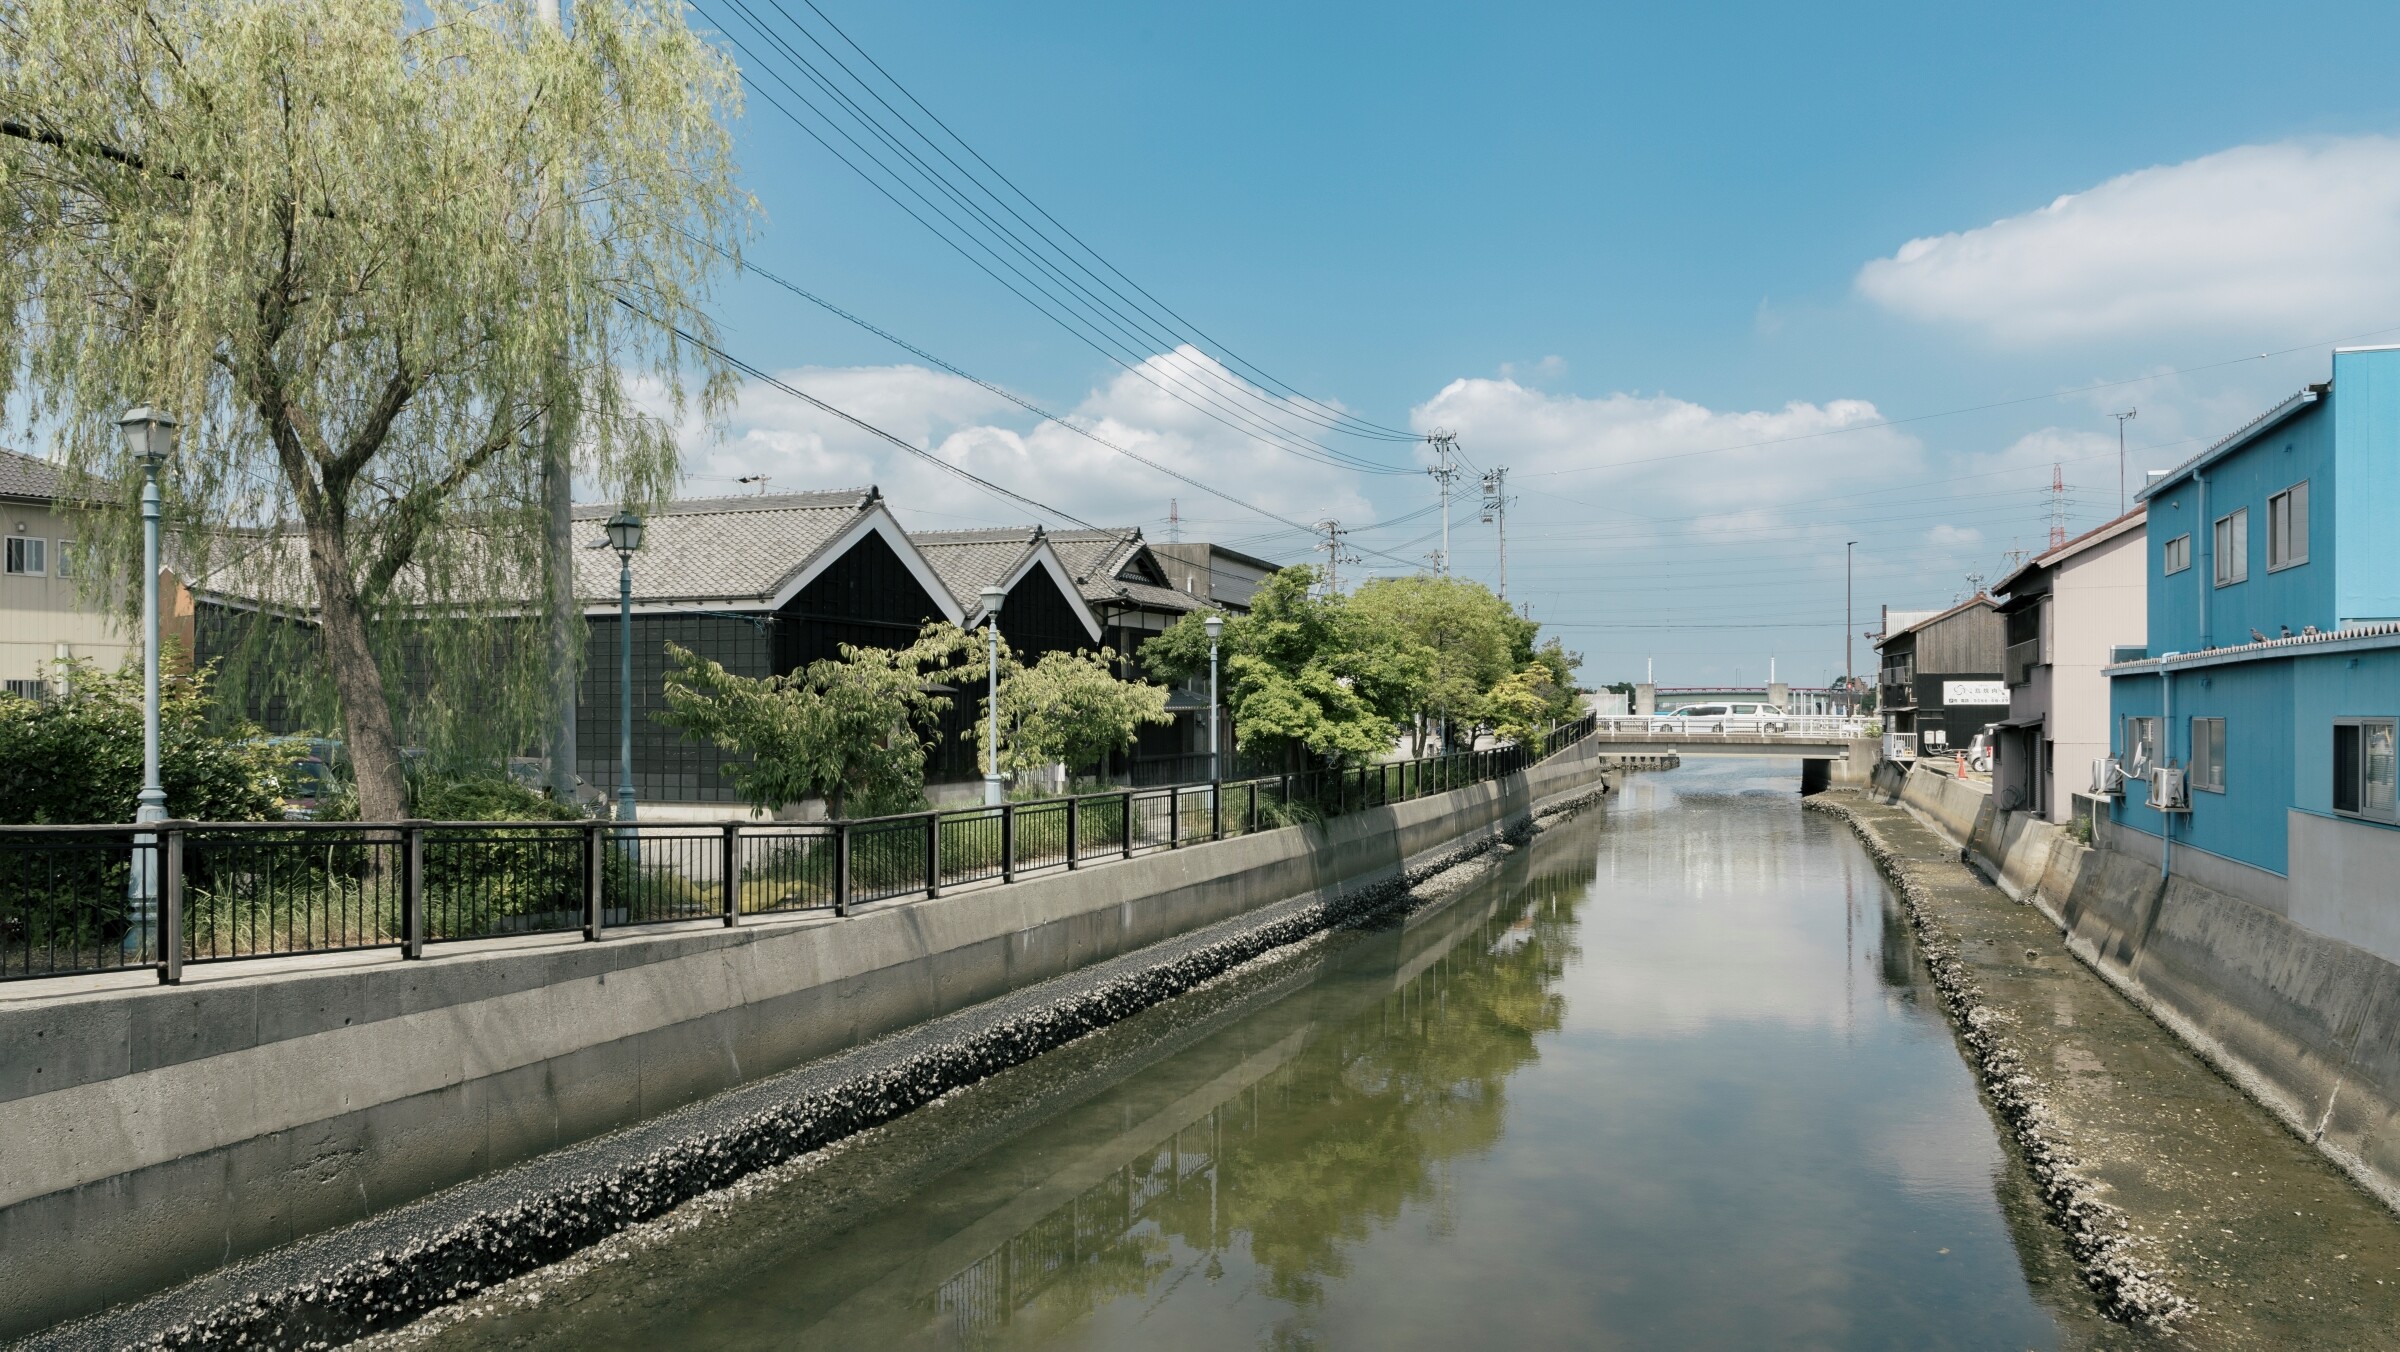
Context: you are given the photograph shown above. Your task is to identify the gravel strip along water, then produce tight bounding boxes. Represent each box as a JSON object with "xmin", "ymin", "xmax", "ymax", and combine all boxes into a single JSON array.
[{"xmin": 1810, "ymin": 789, "xmax": 2400, "ymax": 1347}]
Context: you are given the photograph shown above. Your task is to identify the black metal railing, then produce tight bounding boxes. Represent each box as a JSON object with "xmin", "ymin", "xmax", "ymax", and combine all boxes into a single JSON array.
[{"xmin": 0, "ymin": 714, "xmax": 1598, "ymax": 986}]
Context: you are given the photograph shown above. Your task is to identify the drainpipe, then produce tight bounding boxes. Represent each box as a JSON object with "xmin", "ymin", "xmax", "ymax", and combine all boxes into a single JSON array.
[
  {"xmin": 2195, "ymin": 471, "xmax": 2210, "ymax": 650},
  {"xmin": 2159, "ymin": 652, "xmax": 2179, "ymax": 881}
]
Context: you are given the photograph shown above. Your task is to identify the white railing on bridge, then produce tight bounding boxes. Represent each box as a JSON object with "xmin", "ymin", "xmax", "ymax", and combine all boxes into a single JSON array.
[{"xmin": 1592, "ymin": 715, "xmax": 1874, "ymax": 740}]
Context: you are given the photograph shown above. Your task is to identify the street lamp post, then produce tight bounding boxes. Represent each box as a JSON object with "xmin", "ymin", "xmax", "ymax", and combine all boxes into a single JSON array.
[
  {"xmin": 1204, "ymin": 614, "xmax": 1224, "ymax": 784},
  {"xmin": 979, "ymin": 585, "xmax": 1006, "ymax": 806},
  {"xmin": 117, "ymin": 407, "xmax": 176, "ymax": 955},
  {"xmin": 602, "ymin": 510, "xmax": 645, "ymax": 827}
]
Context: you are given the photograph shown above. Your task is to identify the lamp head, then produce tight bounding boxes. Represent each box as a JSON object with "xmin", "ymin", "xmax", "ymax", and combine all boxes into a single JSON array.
[
  {"xmin": 116, "ymin": 406, "xmax": 178, "ymax": 464},
  {"xmin": 602, "ymin": 509, "xmax": 645, "ymax": 556},
  {"xmin": 1203, "ymin": 614, "xmax": 1224, "ymax": 641},
  {"xmin": 979, "ymin": 584, "xmax": 1006, "ymax": 618}
]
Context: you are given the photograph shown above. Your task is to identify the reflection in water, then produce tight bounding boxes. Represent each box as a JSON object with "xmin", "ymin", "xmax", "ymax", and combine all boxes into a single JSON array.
[{"xmin": 421, "ymin": 762, "xmax": 2108, "ymax": 1352}]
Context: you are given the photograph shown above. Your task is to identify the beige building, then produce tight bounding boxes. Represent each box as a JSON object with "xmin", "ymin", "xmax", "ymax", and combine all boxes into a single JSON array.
[
  {"xmin": 0, "ymin": 448, "xmax": 137, "ymax": 696},
  {"xmin": 1991, "ymin": 508, "xmax": 2147, "ymax": 820}
]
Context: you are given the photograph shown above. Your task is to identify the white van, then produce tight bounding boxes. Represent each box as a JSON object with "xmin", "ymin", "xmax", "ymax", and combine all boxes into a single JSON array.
[{"xmin": 1649, "ymin": 702, "xmax": 1790, "ymax": 733}]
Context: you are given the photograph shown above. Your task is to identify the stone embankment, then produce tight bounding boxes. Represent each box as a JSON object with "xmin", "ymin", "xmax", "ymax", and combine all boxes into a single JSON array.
[
  {"xmin": 21, "ymin": 771, "xmax": 1609, "ymax": 1350},
  {"xmin": 1812, "ymin": 787, "xmax": 2400, "ymax": 1347}
]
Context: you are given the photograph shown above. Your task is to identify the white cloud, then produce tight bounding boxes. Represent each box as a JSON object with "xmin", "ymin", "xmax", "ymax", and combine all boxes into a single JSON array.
[
  {"xmin": 1409, "ymin": 376, "xmax": 1923, "ymax": 514},
  {"xmin": 1857, "ymin": 137, "xmax": 2400, "ymax": 345},
  {"xmin": 1923, "ymin": 524, "xmax": 1983, "ymax": 549},
  {"xmin": 682, "ymin": 347, "xmax": 1376, "ymax": 531}
]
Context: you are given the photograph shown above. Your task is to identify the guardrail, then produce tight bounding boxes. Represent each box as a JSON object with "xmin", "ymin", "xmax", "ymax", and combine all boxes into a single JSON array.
[
  {"xmin": 1590, "ymin": 715, "xmax": 1872, "ymax": 739},
  {"xmin": 0, "ymin": 714, "xmax": 1599, "ymax": 987}
]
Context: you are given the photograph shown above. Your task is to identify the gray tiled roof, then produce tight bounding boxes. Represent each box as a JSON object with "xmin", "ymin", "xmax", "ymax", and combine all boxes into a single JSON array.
[
  {"xmin": 909, "ymin": 525, "xmax": 1193, "ymax": 619},
  {"xmin": 189, "ymin": 488, "xmax": 887, "ymax": 611},
  {"xmin": 0, "ymin": 448, "xmax": 63, "ymax": 502},
  {"xmin": 908, "ymin": 527, "xmax": 1041, "ymax": 611},
  {"xmin": 568, "ymin": 490, "xmax": 878, "ymax": 603}
]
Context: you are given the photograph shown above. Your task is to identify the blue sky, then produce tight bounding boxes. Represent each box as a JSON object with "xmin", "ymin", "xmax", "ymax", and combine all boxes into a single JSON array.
[{"xmin": 675, "ymin": 0, "xmax": 2400, "ymax": 688}]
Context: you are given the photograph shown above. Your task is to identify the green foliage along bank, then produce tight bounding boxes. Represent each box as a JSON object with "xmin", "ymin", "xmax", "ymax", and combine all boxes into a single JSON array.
[
  {"xmin": 0, "ymin": 658, "xmax": 285, "ymax": 825},
  {"xmin": 1141, "ymin": 567, "xmax": 1581, "ymax": 767}
]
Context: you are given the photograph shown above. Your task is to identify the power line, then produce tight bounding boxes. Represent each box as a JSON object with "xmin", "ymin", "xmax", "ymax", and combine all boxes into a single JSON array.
[
  {"xmin": 776, "ymin": 0, "xmax": 1421, "ymax": 443},
  {"xmin": 694, "ymin": 0, "xmax": 1423, "ymax": 479},
  {"xmin": 702, "ymin": 253, "xmax": 1434, "ymax": 572}
]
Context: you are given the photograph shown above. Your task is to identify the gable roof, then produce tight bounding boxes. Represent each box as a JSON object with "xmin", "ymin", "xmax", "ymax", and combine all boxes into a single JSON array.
[
  {"xmin": 1993, "ymin": 506, "xmax": 2146, "ymax": 599},
  {"xmin": 0, "ymin": 448, "xmax": 64, "ymax": 502},
  {"xmin": 1042, "ymin": 528, "xmax": 1212, "ymax": 616},
  {"xmin": 1876, "ymin": 594, "xmax": 1994, "ymax": 648},
  {"xmin": 186, "ymin": 487, "xmax": 964, "ymax": 624},
  {"xmin": 907, "ymin": 526, "xmax": 1106, "ymax": 641}
]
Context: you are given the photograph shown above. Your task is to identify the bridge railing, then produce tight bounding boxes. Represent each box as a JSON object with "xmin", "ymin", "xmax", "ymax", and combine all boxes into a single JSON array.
[
  {"xmin": 1592, "ymin": 715, "xmax": 1871, "ymax": 739},
  {"xmin": 0, "ymin": 715, "xmax": 1601, "ymax": 987}
]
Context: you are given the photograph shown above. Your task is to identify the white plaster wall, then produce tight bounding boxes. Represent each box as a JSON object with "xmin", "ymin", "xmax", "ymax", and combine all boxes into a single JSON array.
[
  {"xmin": 0, "ymin": 502, "xmax": 132, "ymax": 684},
  {"xmin": 2043, "ymin": 526, "xmax": 2148, "ymax": 821}
]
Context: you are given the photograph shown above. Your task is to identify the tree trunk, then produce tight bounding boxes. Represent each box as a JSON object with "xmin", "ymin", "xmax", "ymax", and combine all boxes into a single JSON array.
[
  {"xmin": 542, "ymin": 413, "xmax": 579, "ymax": 803},
  {"xmin": 300, "ymin": 517, "xmax": 410, "ymax": 821}
]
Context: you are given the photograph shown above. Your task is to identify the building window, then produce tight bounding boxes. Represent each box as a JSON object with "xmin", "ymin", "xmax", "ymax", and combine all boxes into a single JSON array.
[
  {"xmin": 4, "ymin": 536, "xmax": 44, "ymax": 576},
  {"xmin": 2123, "ymin": 716, "xmax": 2161, "ymax": 777},
  {"xmin": 2334, "ymin": 718, "xmax": 2398, "ymax": 823},
  {"xmin": 1, "ymin": 678, "xmax": 45, "ymax": 700},
  {"xmin": 2268, "ymin": 483, "xmax": 2309, "ymax": 571},
  {"xmin": 2191, "ymin": 716, "xmax": 2225, "ymax": 792},
  {"xmin": 54, "ymin": 541, "xmax": 72, "ymax": 579},
  {"xmin": 2162, "ymin": 534, "xmax": 2191, "ymax": 575},
  {"xmin": 2213, "ymin": 508, "xmax": 2247, "ymax": 586}
]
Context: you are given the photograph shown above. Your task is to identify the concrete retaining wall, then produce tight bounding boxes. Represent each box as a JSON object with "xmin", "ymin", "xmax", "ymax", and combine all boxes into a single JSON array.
[
  {"xmin": 0, "ymin": 740, "xmax": 1611, "ymax": 1338},
  {"xmin": 1868, "ymin": 761, "xmax": 2400, "ymax": 1214}
]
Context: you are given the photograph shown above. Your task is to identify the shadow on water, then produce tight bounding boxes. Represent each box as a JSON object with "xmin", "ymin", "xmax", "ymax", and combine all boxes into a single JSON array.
[{"xmin": 400, "ymin": 760, "xmax": 2131, "ymax": 1352}]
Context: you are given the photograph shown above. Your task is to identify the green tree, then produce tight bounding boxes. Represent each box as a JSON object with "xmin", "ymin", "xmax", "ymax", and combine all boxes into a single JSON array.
[
  {"xmin": 0, "ymin": 657, "xmax": 285, "ymax": 824},
  {"xmin": 1144, "ymin": 568, "xmax": 1395, "ymax": 766},
  {"xmin": 1346, "ymin": 574, "xmax": 1524, "ymax": 754},
  {"xmin": 975, "ymin": 646, "xmax": 1173, "ymax": 784},
  {"xmin": 0, "ymin": 0, "xmax": 747, "ymax": 820},
  {"xmin": 654, "ymin": 626, "xmax": 972, "ymax": 819}
]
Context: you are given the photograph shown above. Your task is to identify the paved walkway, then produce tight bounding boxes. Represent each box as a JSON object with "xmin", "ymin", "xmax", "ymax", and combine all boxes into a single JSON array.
[{"xmin": 1823, "ymin": 791, "xmax": 2400, "ymax": 1349}]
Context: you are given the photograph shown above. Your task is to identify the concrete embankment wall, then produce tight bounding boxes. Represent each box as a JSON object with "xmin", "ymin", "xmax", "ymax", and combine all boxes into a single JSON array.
[
  {"xmin": 0, "ymin": 742, "xmax": 1611, "ymax": 1338},
  {"xmin": 1869, "ymin": 763, "xmax": 2400, "ymax": 1214}
]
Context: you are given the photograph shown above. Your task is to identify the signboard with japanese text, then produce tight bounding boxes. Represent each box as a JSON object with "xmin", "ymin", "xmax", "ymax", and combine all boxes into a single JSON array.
[{"xmin": 1943, "ymin": 680, "xmax": 2008, "ymax": 706}]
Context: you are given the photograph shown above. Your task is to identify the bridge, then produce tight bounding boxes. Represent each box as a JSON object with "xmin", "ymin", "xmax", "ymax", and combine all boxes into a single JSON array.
[{"xmin": 1584, "ymin": 715, "xmax": 1879, "ymax": 791}]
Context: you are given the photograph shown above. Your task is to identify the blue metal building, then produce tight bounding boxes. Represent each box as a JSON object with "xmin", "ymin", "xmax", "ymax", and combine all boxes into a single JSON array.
[{"xmin": 2105, "ymin": 346, "xmax": 2400, "ymax": 964}]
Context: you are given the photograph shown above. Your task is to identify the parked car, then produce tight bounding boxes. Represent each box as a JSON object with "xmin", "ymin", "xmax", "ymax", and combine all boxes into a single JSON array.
[
  {"xmin": 1966, "ymin": 726, "xmax": 1996, "ymax": 775},
  {"xmin": 279, "ymin": 754, "xmax": 337, "ymax": 820},
  {"xmin": 1648, "ymin": 702, "xmax": 1791, "ymax": 733}
]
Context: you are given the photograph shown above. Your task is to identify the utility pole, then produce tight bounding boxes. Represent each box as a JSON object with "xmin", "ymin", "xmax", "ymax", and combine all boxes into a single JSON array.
[
  {"xmin": 1167, "ymin": 497, "xmax": 1181, "ymax": 543},
  {"xmin": 737, "ymin": 473, "xmax": 770, "ymax": 495},
  {"xmin": 2112, "ymin": 409, "xmax": 2138, "ymax": 515},
  {"xmin": 1314, "ymin": 519, "xmax": 1357, "ymax": 595},
  {"xmin": 1845, "ymin": 540, "xmax": 1856, "ymax": 697},
  {"xmin": 2049, "ymin": 462, "xmax": 2069, "ymax": 547},
  {"xmin": 1480, "ymin": 467, "xmax": 1510, "ymax": 600},
  {"xmin": 1427, "ymin": 430, "xmax": 1460, "ymax": 576},
  {"xmin": 536, "ymin": 0, "xmax": 579, "ymax": 806}
]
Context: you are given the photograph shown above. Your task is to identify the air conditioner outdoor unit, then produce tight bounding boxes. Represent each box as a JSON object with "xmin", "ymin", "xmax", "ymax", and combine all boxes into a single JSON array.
[
  {"xmin": 2149, "ymin": 764, "xmax": 2190, "ymax": 812},
  {"xmin": 2091, "ymin": 757, "xmax": 2126, "ymax": 797}
]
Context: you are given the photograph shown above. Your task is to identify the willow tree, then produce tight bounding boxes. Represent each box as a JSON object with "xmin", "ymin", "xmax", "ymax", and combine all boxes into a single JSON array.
[{"xmin": 0, "ymin": 0, "xmax": 745, "ymax": 820}]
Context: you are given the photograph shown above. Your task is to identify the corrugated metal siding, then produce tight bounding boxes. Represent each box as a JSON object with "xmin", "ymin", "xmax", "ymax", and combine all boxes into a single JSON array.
[{"xmin": 1912, "ymin": 604, "xmax": 2004, "ymax": 672}]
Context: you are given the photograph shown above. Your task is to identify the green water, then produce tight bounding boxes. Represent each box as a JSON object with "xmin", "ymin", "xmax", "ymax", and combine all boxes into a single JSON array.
[{"xmin": 413, "ymin": 762, "xmax": 2110, "ymax": 1350}]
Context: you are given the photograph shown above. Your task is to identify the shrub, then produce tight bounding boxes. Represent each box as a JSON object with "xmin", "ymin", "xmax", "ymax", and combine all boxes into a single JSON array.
[{"xmin": 0, "ymin": 657, "xmax": 285, "ymax": 825}]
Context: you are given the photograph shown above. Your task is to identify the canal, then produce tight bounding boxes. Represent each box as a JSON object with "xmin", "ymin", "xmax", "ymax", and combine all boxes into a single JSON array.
[{"xmin": 391, "ymin": 760, "xmax": 2133, "ymax": 1350}]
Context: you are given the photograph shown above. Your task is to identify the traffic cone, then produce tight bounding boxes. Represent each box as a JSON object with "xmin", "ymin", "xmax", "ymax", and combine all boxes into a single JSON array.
[{"xmin": 1956, "ymin": 751, "xmax": 1967, "ymax": 777}]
